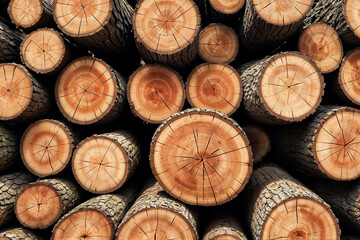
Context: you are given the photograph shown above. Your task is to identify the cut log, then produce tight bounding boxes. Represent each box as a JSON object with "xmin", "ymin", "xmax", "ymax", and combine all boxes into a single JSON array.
[
  {"xmin": 15, "ymin": 178, "xmax": 79, "ymax": 229},
  {"xmin": 55, "ymin": 57, "xmax": 126, "ymax": 125},
  {"xmin": 127, "ymin": 64, "xmax": 185, "ymax": 124},
  {"xmin": 186, "ymin": 63, "xmax": 242, "ymax": 116},
  {"xmin": 116, "ymin": 179, "xmax": 198, "ymax": 240},
  {"xmin": 0, "ymin": 227, "xmax": 43, "ymax": 240},
  {"xmin": 150, "ymin": 108, "xmax": 252, "ymax": 206},
  {"xmin": 20, "ymin": 119, "xmax": 79, "ymax": 177},
  {"xmin": 244, "ymin": 164, "xmax": 340, "ymax": 240},
  {"xmin": 242, "ymin": 125, "xmax": 270, "ymax": 165},
  {"xmin": 72, "ymin": 131, "xmax": 141, "ymax": 194},
  {"xmin": 208, "ymin": 0, "xmax": 245, "ymax": 24},
  {"xmin": 8, "ymin": 0, "xmax": 52, "ymax": 30},
  {"xmin": 133, "ymin": 0, "xmax": 201, "ymax": 69},
  {"xmin": 0, "ymin": 124, "xmax": 18, "ymax": 172},
  {"xmin": 0, "ymin": 172, "xmax": 34, "ymax": 227},
  {"xmin": 0, "ymin": 17, "xmax": 25, "ymax": 62},
  {"xmin": 303, "ymin": 0, "xmax": 360, "ymax": 45},
  {"xmin": 237, "ymin": 52, "xmax": 324, "ymax": 125},
  {"xmin": 0, "ymin": 63, "xmax": 50, "ymax": 121},
  {"xmin": 20, "ymin": 28, "xmax": 72, "ymax": 75},
  {"xmin": 198, "ymin": 23, "xmax": 239, "ymax": 64},
  {"xmin": 299, "ymin": 23, "xmax": 343, "ymax": 74},
  {"xmin": 311, "ymin": 179, "xmax": 360, "ymax": 232},
  {"xmin": 239, "ymin": 0, "xmax": 313, "ymax": 53},
  {"xmin": 273, "ymin": 105, "xmax": 360, "ymax": 181},
  {"xmin": 203, "ymin": 217, "xmax": 248, "ymax": 240},
  {"xmin": 53, "ymin": 0, "xmax": 135, "ymax": 58},
  {"xmin": 52, "ymin": 187, "xmax": 136, "ymax": 240}
]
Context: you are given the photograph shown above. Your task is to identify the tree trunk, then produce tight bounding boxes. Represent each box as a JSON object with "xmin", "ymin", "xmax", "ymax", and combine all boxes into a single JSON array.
[
  {"xmin": 237, "ymin": 52, "xmax": 324, "ymax": 124},
  {"xmin": 298, "ymin": 23, "xmax": 343, "ymax": 74},
  {"xmin": 0, "ymin": 172, "xmax": 34, "ymax": 227},
  {"xmin": 0, "ymin": 17, "xmax": 25, "ymax": 62},
  {"xmin": 0, "ymin": 63, "xmax": 51, "ymax": 121},
  {"xmin": 198, "ymin": 23, "xmax": 239, "ymax": 64},
  {"xmin": 242, "ymin": 124, "xmax": 270, "ymax": 165},
  {"xmin": 186, "ymin": 63, "xmax": 242, "ymax": 116},
  {"xmin": 203, "ymin": 216, "xmax": 248, "ymax": 240},
  {"xmin": 116, "ymin": 179, "xmax": 199, "ymax": 240},
  {"xmin": 0, "ymin": 124, "xmax": 19, "ymax": 172},
  {"xmin": 244, "ymin": 164, "xmax": 340, "ymax": 240},
  {"xmin": 239, "ymin": 0, "xmax": 313, "ymax": 53},
  {"xmin": 15, "ymin": 178, "xmax": 80, "ymax": 229},
  {"xmin": 55, "ymin": 57, "xmax": 126, "ymax": 125},
  {"xmin": 311, "ymin": 179, "xmax": 360, "ymax": 232},
  {"xmin": 72, "ymin": 130, "xmax": 141, "ymax": 194},
  {"xmin": 20, "ymin": 119, "xmax": 80, "ymax": 177},
  {"xmin": 150, "ymin": 108, "xmax": 253, "ymax": 206},
  {"xmin": 303, "ymin": 0, "xmax": 360, "ymax": 45},
  {"xmin": 52, "ymin": 187, "xmax": 136, "ymax": 240},
  {"xmin": 0, "ymin": 227, "xmax": 43, "ymax": 240},
  {"xmin": 127, "ymin": 64, "xmax": 185, "ymax": 124},
  {"xmin": 133, "ymin": 0, "xmax": 201, "ymax": 69},
  {"xmin": 208, "ymin": 0, "xmax": 245, "ymax": 25},
  {"xmin": 272, "ymin": 105, "xmax": 360, "ymax": 181}
]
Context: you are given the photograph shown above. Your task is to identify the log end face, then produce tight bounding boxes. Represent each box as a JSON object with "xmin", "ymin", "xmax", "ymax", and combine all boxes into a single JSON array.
[
  {"xmin": 209, "ymin": 0, "xmax": 245, "ymax": 14},
  {"xmin": 8, "ymin": 0, "xmax": 43, "ymax": 28},
  {"xmin": 345, "ymin": 0, "xmax": 360, "ymax": 40}
]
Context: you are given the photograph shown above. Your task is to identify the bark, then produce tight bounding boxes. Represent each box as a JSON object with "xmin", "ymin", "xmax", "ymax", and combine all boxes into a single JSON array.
[
  {"xmin": 0, "ymin": 17, "xmax": 25, "ymax": 62},
  {"xmin": 0, "ymin": 227, "xmax": 43, "ymax": 240},
  {"xmin": 203, "ymin": 216, "xmax": 248, "ymax": 240},
  {"xmin": 0, "ymin": 124, "xmax": 19, "ymax": 172}
]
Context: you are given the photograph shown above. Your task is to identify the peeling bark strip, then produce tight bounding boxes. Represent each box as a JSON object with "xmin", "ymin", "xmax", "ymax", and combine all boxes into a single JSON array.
[
  {"xmin": 53, "ymin": 0, "xmax": 135, "ymax": 57},
  {"xmin": 242, "ymin": 125, "xmax": 270, "ymax": 165},
  {"xmin": 237, "ymin": 52, "xmax": 324, "ymax": 125},
  {"xmin": 15, "ymin": 178, "xmax": 79, "ymax": 229},
  {"xmin": 52, "ymin": 187, "xmax": 136, "ymax": 240},
  {"xmin": 273, "ymin": 105, "xmax": 360, "ymax": 181},
  {"xmin": 186, "ymin": 63, "xmax": 242, "ymax": 116},
  {"xmin": 203, "ymin": 217, "xmax": 248, "ymax": 240},
  {"xmin": 0, "ymin": 63, "xmax": 50, "ymax": 121},
  {"xmin": 20, "ymin": 119, "xmax": 79, "ymax": 177},
  {"xmin": 0, "ymin": 172, "xmax": 34, "ymax": 227},
  {"xmin": 239, "ymin": 0, "xmax": 313, "ymax": 53},
  {"xmin": 127, "ymin": 64, "xmax": 185, "ymax": 124},
  {"xmin": 299, "ymin": 23, "xmax": 343, "ymax": 74},
  {"xmin": 55, "ymin": 57, "xmax": 126, "ymax": 125},
  {"xmin": 311, "ymin": 179, "xmax": 360, "ymax": 232},
  {"xmin": 20, "ymin": 28, "xmax": 72, "ymax": 75},
  {"xmin": 304, "ymin": 0, "xmax": 360, "ymax": 45},
  {"xmin": 244, "ymin": 164, "xmax": 340, "ymax": 240},
  {"xmin": 116, "ymin": 180, "xmax": 198, "ymax": 240},
  {"xmin": 150, "ymin": 108, "xmax": 252, "ymax": 206},
  {"xmin": 72, "ymin": 131, "xmax": 141, "ymax": 194},
  {"xmin": 0, "ymin": 124, "xmax": 19, "ymax": 172},
  {"xmin": 0, "ymin": 227, "xmax": 43, "ymax": 240},
  {"xmin": 208, "ymin": 0, "xmax": 245, "ymax": 24},
  {"xmin": 0, "ymin": 17, "xmax": 25, "ymax": 62},
  {"xmin": 198, "ymin": 23, "xmax": 239, "ymax": 64},
  {"xmin": 133, "ymin": 0, "xmax": 201, "ymax": 69}
]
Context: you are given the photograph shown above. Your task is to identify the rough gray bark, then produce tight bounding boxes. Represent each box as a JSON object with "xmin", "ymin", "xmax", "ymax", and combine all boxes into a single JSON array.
[
  {"xmin": 0, "ymin": 124, "xmax": 19, "ymax": 172},
  {"xmin": 203, "ymin": 216, "xmax": 248, "ymax": 240},
  {"xmin": 0, "ymin": 227, "xmax": 43, "ymax": 240},
  {"xmin": 0, "ymin": 17, "xmax": 25, "ymax": 62}
]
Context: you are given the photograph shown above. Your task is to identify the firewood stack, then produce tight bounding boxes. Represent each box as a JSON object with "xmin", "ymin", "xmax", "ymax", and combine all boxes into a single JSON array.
[{"xmin": 0, "ymin": 0, "xmax": 360, "ymax": 239}]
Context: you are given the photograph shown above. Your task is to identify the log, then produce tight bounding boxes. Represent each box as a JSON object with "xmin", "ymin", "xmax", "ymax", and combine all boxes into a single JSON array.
[
  {"xmin": 116, "ymin": 179, "xmax": 198, "ymax": 240},
  {"xmin": 133, "ymin": 0, "xmax": 201, "ymax": 69},
  {"xmin": 239, "ymin": 0, "xmax": 313, "ymax": 53},
  {"xmin": 0, "ymin": 227, "xmax": 43, "ymax": 240},
  {"xmin": 198, "ymin": 23, "xmax": 239, "ymax": 64},
  {"xmin": 14, "ymin": 178, "xmax": 79, "ymax": 229},
  {"xmin": 0, "ymin": 17, "xmax": 25, "ymax": 62},
  {"xmin": 55, "ymin": 57, "xmax": 126, "ymax": 125},
  {"xmin": 186, "ymin": 63, "xmax": 242, "ymax": 116},
  {"xmin": 0, "ymin": 124, "xmax": 18, "ymax": 172},
  {"xmin": 273, "ymin": 105, "xmax": 360, "ymax": 181},
  {"xmin": 52, "ymin": 187, "xmax": 136, "ymax": 240},
  {"xmin": 0, "ymin": 172, "xmax": 34, "ymax": 227},
  {"xmin": 343, "ymin": 236, "xmax": 360, "ymax": 240},
  {"xmin": 0, "ymin": 63, "xmax": 51, "ymax": 121},
  {"xmin": 242, "ymin": 124, "xmax": 270, "ymax": 165},
  {"xmin": 298, "ymin": 23, "xmax": 343, "ymax": 74},
  {"xmin": 203, "ymin": 216, "xmax": 248, "ymax": 240},
  {"xmin": 150, "ymin": 108, "xmax": 252, "ymax": 206},
  {"xmin": 127, "ymin": 64, "xmax": 185, "ymax": 124},
  {"xmin": 20, "ymin": 28, "xmax": 73, "ymax": 75},
  {"xmin": 303, "ymin": 0, "xmax": 360, "ymax": 45},
  {"xmin": 237, "ymin": 52, "xmax": 324, "ymax": 125},
  {"xmin": 311, "ymin": 179, "xmax": 360, "ymax": 232},
  {"xmin": 244, "ymin": 164, "xmax": 340, "ymax": 240},
  {"xmin": 20, "ymin": 119, "xmax": 79, "ymax": 177},
  {"xmin": 72, "ymin": 130, "xmax": 141, "ymax": 194},
  {"xmin": 53, "ymin": 0, "xmax": 135, "ymax": 58},
  {"xmin": 208, "ymin": 0, "xmax": 245, "ymax": 24}
]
